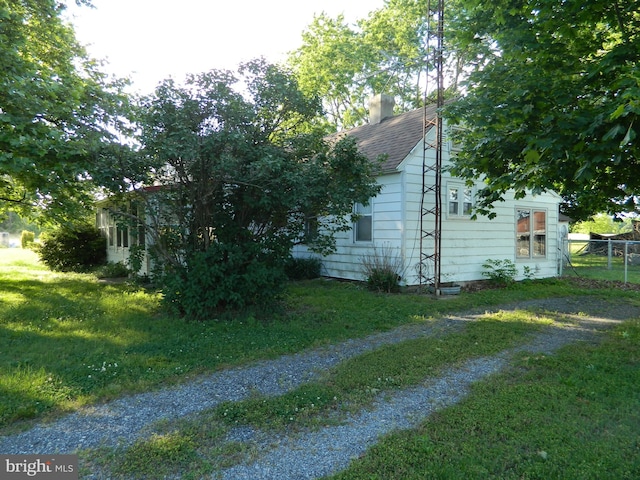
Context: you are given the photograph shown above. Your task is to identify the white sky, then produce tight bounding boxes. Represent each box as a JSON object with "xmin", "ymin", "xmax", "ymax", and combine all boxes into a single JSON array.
[{"xmin": 65, "ymin": 0, "xmax": 386, "ymax": 95}]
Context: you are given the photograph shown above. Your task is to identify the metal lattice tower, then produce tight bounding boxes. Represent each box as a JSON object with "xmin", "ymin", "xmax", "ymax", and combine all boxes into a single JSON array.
[{"xmin": 419, "ymin": 0, "xmax": 445, "ymax": 292}]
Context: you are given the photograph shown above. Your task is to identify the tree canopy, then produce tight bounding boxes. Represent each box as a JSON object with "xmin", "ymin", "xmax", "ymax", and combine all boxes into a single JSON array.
[
  {"xmin": 0, "ymin": 0, "xmax": 130, "ymax": 223},
  {"xmin": 445, "ymin": 0, "xmax": 640, "ymax": 220},
  {"xmin": 107, "ymin": 60, "xmax": 382, "ymax": 317},
  {"xmin": 288, "ymin": 0, "xmax": 436, "ymax": 130}
]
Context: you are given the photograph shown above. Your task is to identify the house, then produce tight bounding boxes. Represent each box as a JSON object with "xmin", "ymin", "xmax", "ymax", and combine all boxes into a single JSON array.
[
  {"xmin": 292, "ymin": 94, "xmax": 563, "ymax": 286},
  {"xmin": 96, "ymin": 94, "xmax": 563, "ymax": 285},
  {"xmin": 95, "ymin": 188, "xmax": 157, "ymax": 276}
]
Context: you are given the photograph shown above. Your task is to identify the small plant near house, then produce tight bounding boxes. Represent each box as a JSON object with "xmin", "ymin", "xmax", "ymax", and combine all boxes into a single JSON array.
[
  {"xmin": 94, "ymin": 261, "xmax": 130, "ymax": 279},
  {"xmin": 284, "ymin": 256, "xmax": 322, "ymax": 280},
  {"xmin": 361, "ymin": 244, "xmax": 403, "ymax": 293},
  {"xmin": 482, "ymin": 258, "xmax": 518, "ymax": 286}
]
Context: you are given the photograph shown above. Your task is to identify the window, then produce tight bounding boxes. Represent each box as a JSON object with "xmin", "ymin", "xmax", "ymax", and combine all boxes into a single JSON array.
[
  {"xmin": 108, "ymin": 226, "xmax": 114, "ymax": 247},
  {"xmin": 447, "ymin": 184, "xmax": 473, "ymax": 217},
  {"xmin": 303, "ymin": 216, "xmax": 318, "ymax": 244},
  {"xmin": 354, "ymin": 202, "xmax": 372, "ymax": 242},
  {"xmin": 116, "ymin": 226, "xmax": 129, "ymax": 248},
  {"xmin": 516, "ymin": 209, "xmax": 546, "ymax": 258}
]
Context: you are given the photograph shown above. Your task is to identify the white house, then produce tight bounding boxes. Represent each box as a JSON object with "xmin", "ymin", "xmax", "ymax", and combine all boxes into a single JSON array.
[{"xmin": 293, "ymin": 94, "xmax": 563, "ymax": 286}]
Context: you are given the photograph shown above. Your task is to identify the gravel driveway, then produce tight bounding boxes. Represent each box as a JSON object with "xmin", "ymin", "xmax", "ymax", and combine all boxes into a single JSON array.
[{"xmin": 0, "ymin": 296, "xmax": 636, "ymax": 479}]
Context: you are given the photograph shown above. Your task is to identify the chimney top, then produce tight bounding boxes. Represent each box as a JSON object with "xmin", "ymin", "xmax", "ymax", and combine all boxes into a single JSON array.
[{"xmin": 369, "ymin": 94, "xmax": 396, "ymax": 124}]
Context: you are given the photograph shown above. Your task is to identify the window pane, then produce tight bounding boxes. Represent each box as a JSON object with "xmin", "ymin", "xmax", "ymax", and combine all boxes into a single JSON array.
[
  {"xmin": 356, "ymin": 216, "xmax": 372, "ymax": 242},
  {"xmin": 533, "ymin": 211, "xmax": 546, "ymax": 256},
  {"xmin": 449, "ymin": 188, "xmax": 459, "ymax": 215},
  {"xmin": 355, "ymin": 202, "xmax": 371, "ymax": 215},
  {"xmin": 108, "ymin": 226, "xmax": 114, "ymax": 247},
  {"xmin": 463, "ymin": 188, "xmax": 472, "ymax": 215},
  {"xmin": 516, "ymin": 209, "xmax": 531, "ymax": 257}
]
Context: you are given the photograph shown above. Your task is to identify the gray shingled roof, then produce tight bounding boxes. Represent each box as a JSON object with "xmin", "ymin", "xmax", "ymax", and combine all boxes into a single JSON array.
[{"xmin": 334, "ymin": 103, "xmax": 438, "ymax": 172}]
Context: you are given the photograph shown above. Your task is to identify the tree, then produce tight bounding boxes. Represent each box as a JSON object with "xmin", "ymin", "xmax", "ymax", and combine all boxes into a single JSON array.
[
  {"xmin": 289, "ymin": 0, "xmax": 438, "ymax": 130},
  {"xmin": 445, "ymin": 0, "xmax": 640, "ymax": 220},
  {"xmin": 570, "ymin": 213, "xmax": 633, "ymax": 235},
  {"xmin": 114, "ymin": 60, "xmax": 382, "ymax": 318},
  {"xmin": 0, "ymin": 0, "xmax": 131, "ymax": 223}
]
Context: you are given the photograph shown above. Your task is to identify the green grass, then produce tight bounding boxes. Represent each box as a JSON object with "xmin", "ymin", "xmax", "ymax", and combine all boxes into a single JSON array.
[
  {"xmin": 328, "ymin": 319, "xmax": 640, "ymax": 480},
  {"xmin": 2, "ymin": 248, "xmax": 639, "ymax": 478},
  {"xmin": 564, "ymin": 244, "xmax": 640, "ymax": 284},
  {"xmin": 0, "ymin": 249, "xmax": 595, "ymax": 432},
  {"xmin": 214, "ymin": 310, "xmax": 553, "ymax": 430}
]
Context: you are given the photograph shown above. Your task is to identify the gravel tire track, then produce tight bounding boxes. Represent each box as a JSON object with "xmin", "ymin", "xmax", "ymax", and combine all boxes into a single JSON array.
[{"xmin": 0, "ymin": 296, "xmax": 635, "ymax": 479}]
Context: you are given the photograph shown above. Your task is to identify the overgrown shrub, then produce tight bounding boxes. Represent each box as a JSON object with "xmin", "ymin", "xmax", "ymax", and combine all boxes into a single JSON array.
[
  {"xmin": 37, "ymin": 224, "xmax": 107, "ymax": 272},
  {"xmin": 284, "ymin": 256, "xmax": 322, "ymax": 280},
  {"xmin": 161, "ymin": 242, "xmax": 287, "ymax": 320},
  {"xmin": 360, "ymin": 244, "xmax": 403, "ymax": 293},
  {"xmin": 482, "ymin": 258, "xmax": 518, "ymax": 286},
  {"xmin": 21, "ymin": 230, "xmax": 35, "ymax": 249}
]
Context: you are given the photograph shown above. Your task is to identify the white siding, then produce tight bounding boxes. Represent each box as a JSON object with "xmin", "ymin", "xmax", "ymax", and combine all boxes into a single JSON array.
[
  {"xmin": 295, "ymin": 121, "xmax": 562, "ymax": 286},
  {"xmin": 399, "ymin": 127, "xmax": 561, "ymax": 285}
]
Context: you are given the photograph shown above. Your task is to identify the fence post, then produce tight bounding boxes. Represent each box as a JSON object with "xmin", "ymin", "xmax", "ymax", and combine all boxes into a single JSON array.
[
  {"xmin": 559, "ymin": 238, "xmax": 564, "ymax": 276},
  {"xmin": 624, "ymin": 241, "xmax": 628, "ymax": 284},
  {"xmin": 608, "ymin": 239, "xmax": 612, "ymax": 270}
]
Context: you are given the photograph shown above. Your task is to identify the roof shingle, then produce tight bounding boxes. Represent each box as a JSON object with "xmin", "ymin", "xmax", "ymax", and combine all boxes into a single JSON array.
[{"xmin": 334, "ymin": 104, "xmax": 438, "ymax": 172}]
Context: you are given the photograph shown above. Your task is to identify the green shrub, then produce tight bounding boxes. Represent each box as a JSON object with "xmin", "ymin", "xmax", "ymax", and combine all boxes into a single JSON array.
[
  {"xmin": 37, "ymin": 224, "xmax": 107, "ymax": 272},
  {"xmin": 21, "ymin": 230, "xmax": 35, "ymax": 249},
  {"xmin": 161, "ymin": 242, "xmax": 287, "ymax": 320},
  {"xmin": 95, "ymin": 261, "xmax": 130, "ymax": 279},
  {"xmin": 482, "ymin": 258, "xmax": 518, "ymax": 286},
  {"xmin": 360, "ymin": 244, "xmax": 403, "ymax": 293},
  {"xmin": 284, "ymin": 256, "xmax": 322, "ymax": 280}
]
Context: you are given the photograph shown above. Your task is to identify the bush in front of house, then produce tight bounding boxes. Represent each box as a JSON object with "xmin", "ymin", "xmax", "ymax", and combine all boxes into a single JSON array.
[
  {"xmin": 360, "ymin": 244, "xmax": 403, "ymax": 293},
  {"xmin": 481, "ymin": 258, "xmax": 518, "ymax": 286},
  {"xmin": 160, "ymin": 242, "xmax": 287, "ymax": 321},
  {"xmin": 37, "ymin": 224, "xmax": 107, "ymax": 272},
  {"xmin": 284, "ymin": 256, "xmax": 322, "ymax": 280}
]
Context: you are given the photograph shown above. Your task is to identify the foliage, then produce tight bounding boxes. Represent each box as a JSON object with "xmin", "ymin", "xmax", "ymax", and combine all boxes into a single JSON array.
[
  {"xmin": 360, "ymin": 244, "xmax": 404, "ymax": 293},
  {"xmin": 94, "ymin": 261, "xmax": 130, "ymax": 279},
  {"xmin": 570, "ymin": 213, "xmax": 634, "ymax": 234},
  {"xmin": 284, "ymin": 256, "xmax": 322, "ymax": 280},
  {"xmin": 20, "ymin": 230, "xmax": 34, "ymax": 248},
  {"xmin": 37, "ymin": 223, "xmax": 106, "ymax": 272},
  {"xmin": 0, "ymin": 211, "xmax": 40, "ymax": 236},
  {"xmin": 481, "ymin": 258, "xmax": 518, "ymax": 285},
  {"xmin": 445, "ymin": 0, "xmax": 640, "ymax": 220},
  {"xmin": 161, "ymin": 242, "xmax": 288, "ymax": 320},
  {"xmin": 0, "ymin": 0, "xmax": 132, "ymax": 223},
  {"xmin": 289, "ymin": 0, "xmax": 458, "ymax": 130},
  {"xmin": 108, "ymin": 59, "xmax": 381, "ymax": 316}
]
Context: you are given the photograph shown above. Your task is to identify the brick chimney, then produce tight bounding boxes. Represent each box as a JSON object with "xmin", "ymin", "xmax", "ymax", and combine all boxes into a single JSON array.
[{"xmin": 368, "ymin": 94, "xmax": 395, "ymax": 124}]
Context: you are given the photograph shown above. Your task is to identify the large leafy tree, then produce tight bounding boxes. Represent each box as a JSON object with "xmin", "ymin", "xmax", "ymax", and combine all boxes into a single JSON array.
[
  {"xmin": 113, "ymin": 60, "xmax": 381, "ymax": 318},
  {"xmin": 0, "ymin": 0, "xmax": 130, "ymax": 223},
  {"xmin": 445, "ymin": 0, "xmax": 640, "ymax": 220},
  {"xmin": 288, "ymin": 0, "xmax": 470, "ymax": 131},
  {"xmin": 288, "ymin": 0, "xmax": 434, "ymax": 130}
]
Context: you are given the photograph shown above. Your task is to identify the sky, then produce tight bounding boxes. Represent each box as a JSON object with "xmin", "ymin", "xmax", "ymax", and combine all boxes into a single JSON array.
[{"xmin": 65, "ymin": 0, "xmax": 386, "ymax": 95}]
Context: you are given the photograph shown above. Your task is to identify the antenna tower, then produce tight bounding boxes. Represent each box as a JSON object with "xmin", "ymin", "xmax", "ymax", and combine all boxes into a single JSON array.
[{"xmin": 419, "ymin": 0, "xmax": 445, "ymax": 293}]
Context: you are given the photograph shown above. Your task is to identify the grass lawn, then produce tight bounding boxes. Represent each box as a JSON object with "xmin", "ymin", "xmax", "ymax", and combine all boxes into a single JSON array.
[
  {"xmin": 564, "ymin": 241, "xmax": 640, "ymax": 284},
  {"xmin": 1, "ymin": 248, "xmax": 639, "ymax": 478}
]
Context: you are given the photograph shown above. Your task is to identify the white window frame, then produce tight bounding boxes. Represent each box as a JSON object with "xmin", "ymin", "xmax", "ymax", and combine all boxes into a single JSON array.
[
  {"xmin": 354, "ymin": 201, "xmax": 373, "ymax": 243},
  {"xmin": 516, "ymin": 208, "xmax": 547, "ymax": 259},
  {"xmin": 446, "ymin": 182, "xmax": 473, "ymax": 218}
]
